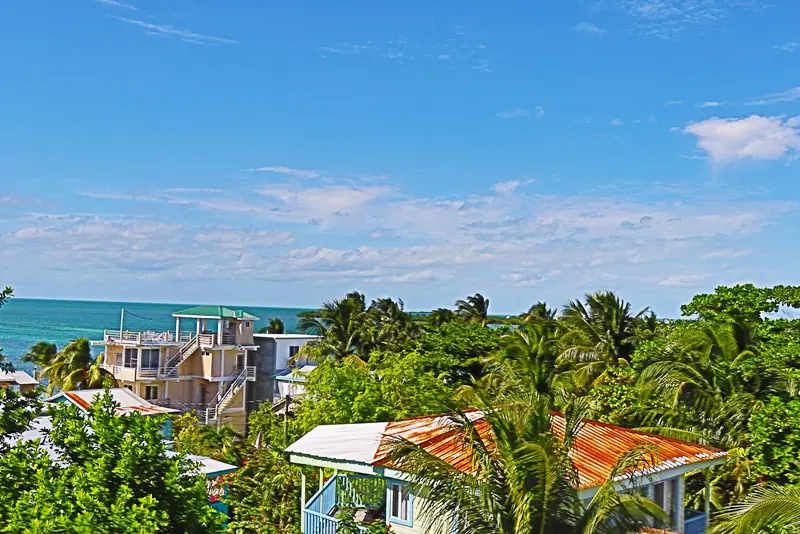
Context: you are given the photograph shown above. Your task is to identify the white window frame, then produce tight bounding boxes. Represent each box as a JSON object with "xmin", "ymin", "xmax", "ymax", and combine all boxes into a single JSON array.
[
  {"xmin": 388, "ymin": 481, "xmax": 412, "ymax": 526},
  {"xmin": 144, "ymin": 385, "xmax": 159, "ymax": 401}
]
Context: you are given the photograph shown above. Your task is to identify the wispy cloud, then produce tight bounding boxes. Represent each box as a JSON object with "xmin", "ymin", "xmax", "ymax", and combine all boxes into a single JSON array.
[
  {"xmin": 534, "ymin": 106, "xmax": 545, "ymax": 119},
  {"xmin": 492, "ymin": 180, "xmax": 521, "ymax": 194},
  {"xmin": 659, "ymin": 273, "xmax": 710, "ymax": 286},
  {"xmin": 95, "ymin": 0, "xmax": 136, "ymax": 9},
  {"xmin": 613, "ymin": 0, "xmax": 767, "ymax": 39},
  {"xmin": 745, "ymin": 86, "xmax": 800, "ymax": 106},
  {"xmin": 774, "ymin": 42, "xmax": 800, "ymax": 53},
  {"xmin": 683, "ymin": 115, "xmax": 800, "ymax": 163},
  {"xmin": 574, "ymin": 22, "xmax": 607, "ymax": 34},
  {"xmin": 665, "ymin": 100, "xmax": 683, "ymax": 105},
  {"xmin": 696, "ymin": 101, "xmax": 722, "ymax": 108},
  {"xmin": 248, "ymin": 165, "xmax": 321, "ymax": 178},
  {"xmin": 497, "ymin": 108, "xmax": 529, "ymax": 119},
  {"xmin": 610, "ymin": 118, "xmax": 624, "ymax": 126},
  {"xmin": 114, "ymin": 17, "xmax": 239, "ymax": 45}
]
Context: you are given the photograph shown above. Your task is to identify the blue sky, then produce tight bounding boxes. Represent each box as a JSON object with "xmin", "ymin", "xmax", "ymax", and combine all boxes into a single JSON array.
[{"xmin": 1, "ymin": 0, "xmax": 799, "ymax": 315}]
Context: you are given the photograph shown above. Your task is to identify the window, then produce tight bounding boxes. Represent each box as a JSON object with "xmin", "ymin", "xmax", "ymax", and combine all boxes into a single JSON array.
[
  {"xmin": 123, "ymin": 348, "xmax": 138, "ymax": 368},
  {"xmin": 289, "ymin": 345, "xmax": 300, "ymax": 359},
  {"xmin": 389, "ymin": 482, "xmax": 412, "ymax": 526},
  {"xmin": 114, "ymin": 352, "xmax": 123, "ymax": 366},
  {"xmin": 123, "ymin": 384, "xmax": 133, "ymax": 391},
  {"xmin": 144, "ymin": 385, "xmax": 159, "ymax": 400},
  {"xmin": 245, "ymin": 321, "xmax": 250, "ymax": 328},
  {"xmin": 236, "ymin": 353, "xmax": 245, "ymax": 370},
  {"xmin": 140, "ymin": 349, "xmax": 160, "ymax": 369},
  {"xmin": 652, "ymin": 480, "xmax": 675, "ymax": 527}
]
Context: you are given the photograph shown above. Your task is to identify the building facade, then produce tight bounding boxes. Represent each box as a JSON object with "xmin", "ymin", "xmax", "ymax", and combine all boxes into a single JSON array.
[{"xmin": 92, "ymin": 305, "xmax": 260, "ymax": 433}]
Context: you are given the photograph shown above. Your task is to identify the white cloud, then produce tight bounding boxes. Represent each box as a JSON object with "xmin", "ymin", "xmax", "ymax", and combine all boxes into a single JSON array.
[
  {"xmin": 683, "ymin": 115, "xmax": 800, "ymax": 163},
  {"xmin": 95, "ymin": 0, "xmax": 136, "ymax": 9},
  {"xmin": 534, "ymin": 106, "xmax": 545, "ymax": 119},
  {"xmin": 492, "ymin": 180, "xmax": 521, "ymax": 194},
  {"xmin": 659, "ymin": 273, "xmax": 710, "ymax": 286},
  {"xmin": 696, "ymin": 101, "xmax": 722, "ymax": 108},
  {"xmin": 574, "ymin": 22, "xmax": 607, "ymax": 34},
  {"xmin": 248, "ymin": 165, "xmax": 321, "ymax": 178},
  {"xmin": 497, "ymin": 109, "xmax": 528, "ymax": 119},
  {"xmin": 665, "ymin": 100, "xmax": 683, "ymax": 105},
  {"xmin": 114, "ymin": 17, "xmax": 239, "ymax": 45},
  {"xmin": 610, "ymin": 119, "xmax": 624, "ymax": 126},
  {"xmin": 745, "ymin": 87, "xmax": 800, "ymax": 106},
  {"xmin": 774, "ymin": 42, "xmax": 800, "ymax": 53},
  {"xmin": 614, "ymin": 0, "xmax": 765, "ymax": 39}
]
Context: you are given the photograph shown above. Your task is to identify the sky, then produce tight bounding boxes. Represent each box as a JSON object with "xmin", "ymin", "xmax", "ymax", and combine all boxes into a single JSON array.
[{"xmin": 0, "ymin": 0, "xmax": 799, "ymax": 316}]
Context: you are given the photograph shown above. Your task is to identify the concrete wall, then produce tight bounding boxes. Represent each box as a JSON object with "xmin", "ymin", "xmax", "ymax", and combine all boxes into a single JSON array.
[{"xmin": 252, "ymin": 337, "xmax": 277, "ymax": 405}]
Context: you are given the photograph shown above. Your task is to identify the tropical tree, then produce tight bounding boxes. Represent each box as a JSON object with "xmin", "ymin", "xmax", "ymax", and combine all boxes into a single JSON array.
[
  {"xmin": 21, "ymin": 341, "xmax": 57, "ymax": 369},
  {"xmin": 296, "ymin": 291, "xmax": 368, "ymax": 362},
  {"xmin": 388, "ymin": 389, "xmax": 667, "ymax": 534},
  {"xmin": 521, "ymin": 301, "xmax": 557, "ymax": 323},
  {"xmin": 259, "ymin": 317, "xmax": 285, "ymax": 334},
  {"xmin": 365, "ymin": 297, "xmax": 418, "ymax": 350},
  {"xmin": 558, "ymin": 291, "xmax": 651, "ymax": 387},
  {"xmin": 482, "ymin": 323, "xmax": 562, "ymax": 400},
  {"xmin": 712, "ymin": 484, "xmax": 800, "ymax": 534},
  {"xmin": 427, "ymin": 307, "xmax": 457, "ymax": 327},
  {"xmin": 456, "ymin": 293, "xmax": 490, "ymax": 326},
  {"xmin": 39, "ymin": 338, "xmax": 116, "ymax": 394}
]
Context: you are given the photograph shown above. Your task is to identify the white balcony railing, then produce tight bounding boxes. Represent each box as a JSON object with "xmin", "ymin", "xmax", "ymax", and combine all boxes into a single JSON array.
[{"xmin": 103, "ymin": 330, "xmax": 193, "ymax": 345}]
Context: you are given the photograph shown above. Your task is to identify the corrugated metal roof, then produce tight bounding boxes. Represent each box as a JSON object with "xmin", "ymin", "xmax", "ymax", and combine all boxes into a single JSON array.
[
  {"xmin": 50, "ymin": 388, "xmax": 178, "ymax": 416},
  {"xmin": 0, "ymin": 370, "xmax": 39, "ymax": 385},
  {"xmin": 288, "ymin": 410, "xmax": 726, "ymax": 490},
  {"xmin": 172, "ymin": 305, "xmax": 259, "ymax": 320}
]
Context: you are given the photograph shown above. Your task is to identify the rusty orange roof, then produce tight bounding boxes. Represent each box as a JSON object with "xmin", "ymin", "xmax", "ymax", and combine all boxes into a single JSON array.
[
  {"xmin": 48, "ymin": 388, "xmax": 178, "ymax": 416},
  {"xmin": 288, "ymin": 409, "xmax": 726, "ymax": 490}
]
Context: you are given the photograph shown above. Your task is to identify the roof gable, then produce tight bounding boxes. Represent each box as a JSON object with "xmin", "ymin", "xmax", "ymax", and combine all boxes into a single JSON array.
[{"xmin": 172, "ymin": 305, "xmax": 259, "ymax": 320}]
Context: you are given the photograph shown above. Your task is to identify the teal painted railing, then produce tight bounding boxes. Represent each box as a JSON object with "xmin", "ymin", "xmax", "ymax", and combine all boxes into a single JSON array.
[
  {"xmin": 684, "ymin": 509, "xmax": 707, "ymax": 534},
  {"xmin": 303, "ymin": 475, "xmax": 387, "ymax": 534}
]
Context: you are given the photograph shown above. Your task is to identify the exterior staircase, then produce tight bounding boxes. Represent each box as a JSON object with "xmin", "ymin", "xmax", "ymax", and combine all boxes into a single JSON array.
[
  {"xmin": 161, "ymin": 335, "xmax": 200, "ymax": 377},
  {"xmin": 205, "ymin": 366, "xmax": 256, "ymax": 424}
]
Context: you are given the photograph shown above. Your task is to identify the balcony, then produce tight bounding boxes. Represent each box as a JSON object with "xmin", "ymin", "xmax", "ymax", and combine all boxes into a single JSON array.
[
  {"xmin": 304, "ymin": 474, "xmax": 386, "ymax": 534},
  {"xmin": 102, "ymin": 330, "xmax": 193, "ymax": 345},
  {"xmin": 683, "ymin": 509, "xmax": 708, "ymax": 534}
]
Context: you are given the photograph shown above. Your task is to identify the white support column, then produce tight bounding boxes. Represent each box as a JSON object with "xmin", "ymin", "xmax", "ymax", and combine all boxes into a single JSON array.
[
  {"xmin": 319, "ymin": 468, "xmax": 324, "ymax": 492},
  {"xmin": 164, "ymin": 380, "xmax": 169, "ymax": 401},
  {"xmin": 677, "ymin": 475, "xmax": 685, "ymax": 534},
  {"xmin": 301, "ymin": 473, "xmax": 307, "ymax": 533},
  {"xmin": 175, "ymin": 317, "xmax": 181, "ymax": 340},
  {"xmin": 220, "ymin": 349, "xmax": 225, "ymax": 379},
  {"xmin": 196, "ymin": 319, "xmax": 201, "ymax": 338},
  {"xmin": 704, "ymin": 469, "xmax": 711, "ymax": 532},
  {"xmin": 217, "ymin": 319, "xmax": 223, "ymax": 345}
]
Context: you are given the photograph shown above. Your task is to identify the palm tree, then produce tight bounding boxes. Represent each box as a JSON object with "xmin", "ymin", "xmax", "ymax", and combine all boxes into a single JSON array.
[
  {"xmin": 40, "ymin": 338, "xmax": 116, "ymax": 394},
  {"xmin": 366, "ymin": 297, "xmax": 417, "ymax": 349},
  {"xmin": 484, "ymin": 323, "xmax": 561, "ymax": 399},
  {"xmin": 388, "ymin": 390, "xmax": 667, "ymax": 534},
  {"xmin": 456, "ymin": 293, "xmax": 490, "ymax": 326},
  {"xmin": 712, "ymin": 484, "xmax": 800, "ymax": 533},
  {"xmin": 522, "ymin": 301, "xmax": 557, "ymax": 323},
  {"xmin": 259, "ymin": 318, "xmax": 285, "ymax": 334},
  {"xmin": 22, "ymin": 341, "xmax": 57, "ymax": 368},
  {"xmin": 558, "ymin": 291, "xmax": 650, "ymax": 388},
  {"xmin": 427, "ymin": 307, "xmax": 457, "ymax": 327},
  {"xmin": 296, "ymin": 292, "xmax": 369, "ymax": 362}
]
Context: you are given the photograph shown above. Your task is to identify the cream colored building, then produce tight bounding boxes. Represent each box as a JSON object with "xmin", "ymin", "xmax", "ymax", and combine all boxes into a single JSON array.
[{"xmin": 92, "ymin": 305, "xmax": 259, "ymax": 433}]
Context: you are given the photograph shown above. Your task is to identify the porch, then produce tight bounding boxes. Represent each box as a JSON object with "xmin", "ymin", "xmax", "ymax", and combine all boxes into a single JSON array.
[{"xmin": 303, "ymin": 474, "xmax": 387, "ymax": 534}]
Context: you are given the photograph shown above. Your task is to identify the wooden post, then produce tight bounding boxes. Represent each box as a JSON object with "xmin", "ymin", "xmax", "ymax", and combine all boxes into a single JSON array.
[
  {"xmin": 704, "ymin": 468, "xmax": 711, "ymax": 532},
  {"xmin": 301, "ymin": 472, "xmax": 306, "ymax": 533}
]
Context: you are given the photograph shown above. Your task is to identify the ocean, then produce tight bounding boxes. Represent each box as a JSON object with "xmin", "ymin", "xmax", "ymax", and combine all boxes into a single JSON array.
[{"xmin": 0, "ymin": 298, "xmax": 308, "ymax": 372}]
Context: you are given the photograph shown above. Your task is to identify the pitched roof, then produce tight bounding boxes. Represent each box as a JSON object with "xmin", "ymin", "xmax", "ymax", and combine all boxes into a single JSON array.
[
  {"xmin": 0, "ymin": 370, "xmax": 39, "ymax": 385},
  {"xmin": 47, "ymin": 388, "xmax": 178, "ymax": 416},
  {"xmin": 172, "ymin": 305, "xmax": 260, "ymax": 320},
  {"xmin": 287, "ymin": 411, "xmax": 727, "ymax": 490}
]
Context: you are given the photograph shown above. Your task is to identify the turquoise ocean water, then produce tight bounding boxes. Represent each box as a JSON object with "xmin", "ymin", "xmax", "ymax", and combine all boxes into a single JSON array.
[{"xmin": 0, "ymin": 298, "xmax": 308, "ymax": 373}]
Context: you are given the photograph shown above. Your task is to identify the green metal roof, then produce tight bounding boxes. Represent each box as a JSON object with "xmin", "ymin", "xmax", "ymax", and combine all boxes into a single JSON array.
[{"xmin": 172, "ymin": 305, "xmax": 260, "ymax": 320}]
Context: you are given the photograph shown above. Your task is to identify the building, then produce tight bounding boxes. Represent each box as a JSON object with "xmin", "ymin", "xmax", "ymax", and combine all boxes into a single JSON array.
[
  {"xmin": 92, "ymin": 305, "xmax": 261, "ymax": 433},
  {"xmin": 0, "ymin": 370, "xmax": 39, "ymax": 393},
  {"xmin": 252, "ymin": 333, "xmax": 320, "ymax": 403},
  {"xmin": 287, "ymin": 411, "xmax": 727, "ymax": 534},
  {"xmin": 48, "ymin": 387, "xmax": 179, "ymax": 438}
]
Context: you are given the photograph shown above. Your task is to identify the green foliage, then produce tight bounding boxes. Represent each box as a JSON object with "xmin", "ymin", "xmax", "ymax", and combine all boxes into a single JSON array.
[
  {"xmin": 35, "ymin": 338, "xmax": 117, "ymax": 393},
  {"xmin": 173, "ymin": 413, "xmax": 247, "ymax": 466},
  {"xmin": 681, "ymin": 284, "xmax": 800, "ymax": 324},
  {"xmin": 0, "ymin": 393, "xmax": 224, "ymax": 533},
  {"xmin": 585, "ymin": 365, "xmax": 637, "ymax": 424},
  {"xmin": 259, "ymin": 318, "xmax": 286, "ymax": 334},
  {"xmin": 0, "ymin": 286, "xmax": 12, "ymax": 371},
  {"xmin": 749, "ymin": 397, "xmax": 800, "ymax": 485},
  {"xmin": 455, "ymin": 293, "xmax": 490, "ymax": 325}
]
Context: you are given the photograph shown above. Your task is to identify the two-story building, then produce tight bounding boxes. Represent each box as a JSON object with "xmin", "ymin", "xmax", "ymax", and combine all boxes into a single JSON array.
[
  {"xmin": 287, "ymin": 410, "xmax": 727, "ymax": 534},
  {"xmin": 0, "ymin": 370, "xmax": 39, "ymax": 393},
  {"xmin": 92, "ymin": 305, "xmax": 261, "ymax": 433}
]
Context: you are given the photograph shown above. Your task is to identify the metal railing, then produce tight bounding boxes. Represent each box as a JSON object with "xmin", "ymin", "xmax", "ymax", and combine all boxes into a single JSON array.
[
  {"xmin": 164, "ymin": 335, "xmax": 200, "ymax": 370},
  {"xmin": 221, "ymin": 333, "xmax": 237, "ymax": 345},
  {"xmin": 684, "ymin": 509, "xmax": 707, "ymax": 534},
  {"xmin": 204, "ymin": 366, "xmax": 255, "ymax": 423},
  {"xmin": 304, "ymin": 475, "xmax": 379, "ymax": 534},
  {"xmin": 103, "ymin": 330, "xmax": 192, "ymax": 344}
]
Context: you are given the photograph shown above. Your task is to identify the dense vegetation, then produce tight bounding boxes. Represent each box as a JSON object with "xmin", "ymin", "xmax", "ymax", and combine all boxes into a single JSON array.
[{"xmin": 4, "ymin": 283, "xmax": 800, "ymax": 532}]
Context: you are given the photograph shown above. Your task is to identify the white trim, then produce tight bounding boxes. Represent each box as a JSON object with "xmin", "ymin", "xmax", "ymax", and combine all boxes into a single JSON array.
[
  {"xmin": 576, "ymin": 457, "xmax": 726, "ymax": 500},
  {"xmin": 288, "ymin": 453, "xmax": 381, "ymax": 475}
]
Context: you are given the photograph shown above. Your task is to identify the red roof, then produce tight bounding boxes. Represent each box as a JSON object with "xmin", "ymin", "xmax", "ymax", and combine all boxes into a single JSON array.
[{"xmin": 373, "ymin": 410, "xmax": 726, "ymax": 490}]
